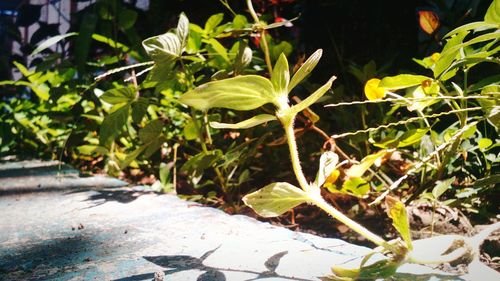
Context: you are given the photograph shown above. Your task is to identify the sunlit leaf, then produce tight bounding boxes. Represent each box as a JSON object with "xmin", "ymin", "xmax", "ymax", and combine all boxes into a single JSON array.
[
  {"xmin": 290, "ymin": 76, "xmax": 336, "ymax": 115},
  {"xmin": 341, "ymin": 177, "xmax": 370, "ymax": 197},
  {"xmin": 232, "ymin": 14, "xmax": 248, "ymax": 29},
  {"xmin": 77, "ymin": 145, "xmax": 109, "ymax": 155},
  {"xmin": 397, "ymin": 128, "xmax": 429, "ymax": 148},
  {"xmin": 485, "ymin": 0, "xmax": 500, "ymax": 23},
  {"xmin": 385, "ymin": 196, "xmax": 412, "ymax": 250},
  {"xmin": 210, "ymin": 114, "xmax": 276, "ymax": 129},
  {"xmin": 432, "ymin": 177, "xmax": 454, "ymax": 199},
  {"xmin": 364, "ymin": 78, "xmax": 386, "ymax": 100},
  {"xmin": 345, "ymin": 150, "xmax": 387, "ymax": 178},
  {"xmin": 142, "ymin": 32, "xmax": 181, "ymax": 63},
  {"xmin": 406, "ymin": 86, "xmax": 438, "ymax": 112},
  {"xmin": 379, "ymin": 74, "xmax": 431, "ymax": 90},
  {"xmin": 206, "ymin": 38, "xmax": 230, "ymax": 62},
  {"xmin": 205, "ymin": 13, "xmax": 224, "ymax": 32},
  {"xmin": 243, "ymin": 182, "xmax": 309, "ymax": 217},
  {"xmin": 315, "ymin": 151, "xmax": 339, "ymax": 188},
  {"xmin": 271, "ymin": 53, "xmax": 290, "ymax": 96},
  {"xmin": 444, "ymin": 21, "xmax": 499, "ymax": 39},
  {"xmin": 478, "ymin": 138, "xmax": 493, "ymax": 149},
  {"xmin": 183, "ymin": 118, "xmax": 199, "ymax": 140},
  {"xmin": 31, "ymin": 32, "xmax": 78, "ymax": 56},
  {"xmin": 330, "ymin": 258, "xmax": 401, "ymax": 280},
  {"xmin": 177, "ymin": 13, "xmax": 189, "ymax": 48},
  {"xmin": 418, "ymin": 11, "xmax": 440, "ymax": 35},
  {"xmin": 179, "ymin": 75, "xmax": 276, "ymax": 111},
  {"xmin": 289, "ymin": 49, "xmax": 322, "ymax": 92}
]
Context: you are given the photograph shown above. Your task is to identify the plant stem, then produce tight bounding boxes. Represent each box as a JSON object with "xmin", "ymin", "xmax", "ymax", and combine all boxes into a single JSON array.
[
  {"xmin": 310, "ymin": 195, "xmax": 389, "ymax": 249},
  {"xmin": 246, "ymin": 0, "xmax": 273, "ymax": 74},
  {"xmin": 282, "ymin": 113, "xmax": 391, "ymax": 251},
  {"xmin": 283, "ymin": 116, "xmax": 310, "ymax": 192}
]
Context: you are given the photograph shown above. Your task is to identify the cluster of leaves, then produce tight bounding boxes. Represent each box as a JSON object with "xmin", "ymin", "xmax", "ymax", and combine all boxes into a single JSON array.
[{"xmin": 353, "ymin": 2, "xmax": 499, "ymax": 217}]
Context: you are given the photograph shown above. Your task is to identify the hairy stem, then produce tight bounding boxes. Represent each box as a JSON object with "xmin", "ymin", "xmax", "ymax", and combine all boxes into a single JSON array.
[
  {"xmin": 282, "ymin": 113, "xmax": 390, "ymax": 251},
  {"xmin": 310, "ymin": 195, "xmax": 390, "ymax": 249},
  {"xmin": 283, "ymin": 116, "xmax": 310, "ymax": 192}
]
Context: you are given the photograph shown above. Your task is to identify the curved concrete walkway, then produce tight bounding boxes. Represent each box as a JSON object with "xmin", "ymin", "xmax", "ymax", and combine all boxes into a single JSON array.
[{"xmin": 0, "ymin": 160, "xmax": 488, "ymax": 280}]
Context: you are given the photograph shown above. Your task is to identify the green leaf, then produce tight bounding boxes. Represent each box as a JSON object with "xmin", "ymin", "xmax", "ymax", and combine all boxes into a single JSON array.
[
  {"xmin": 379, "ymin": 74, "xmax": 431, "ymax": 90},
  {"xmin": 271, "ymin": 41, "xmax": 292, "ymax": 62},
  {"xmin": 290, "ymin": 76, "xmax": 336, "ymax": 115},
  {"xmin": 12, "ymin": 61, "xmax": 33, "ymax": 79},
  {"xmin": 341, "ymin": 177, "xmax": 370, "ymax": 197},
  {"xmin": 345, "ymin": 150, "xmax": 387, "ymax": 178},
  {"xmin": 139, "ymin": 119, "xmax": 164, "ymax": 143},
  {"xmin": 159, "ymin": 162, "xmax": 171, "ymax": 185},
  {"xmin": 478, "ymin": 138, "xmax": 493, "ymax": 149},
  {"xmin": 331, "ymin": 258, "xmax": 401, "ymax": 280},
  {"xmin": 234, "ymin": 41, "xmax": 252, "ymax": 75},
  {"xmin": 432, "ymin": 177, "xmax": 454, "ymax": 199},
  {"xmin": 206, "ymin": 38, "xmax": 230, "ymax": 62},
  {"xmin": 289, "ymin": 49, "xmax": 322, "ymax": 92},
  {"xmin": 143, "ymin": 135, "xmax": 166, "ymax": 158},
  {"xmin": 485, "ymin": 0, "xmax": 500, "ymax": 23},
  {"xmin": 131, "ymin": 97, "xmax": 149, "ymax": 123},
  {"xmin": 31, "ymin": 32, "xmax": 78, "ymax": 56},
  {"xmin": 77, "ymin": 145, "xmax": 109, "ymax": 155},
  {"xmin": 210, "ymin": 114, "xmax": 276, "ymax": 129},
  {"xmin": 99, "ymin": 105, "xmax": 130, "ymax": 146},
  {"xmin": 385, "ymin": 196, "xmax": 412, "ymax": 250},
  {"xmin": 118, "ymin": 8, "xmax": 138, "ymax": 30},
  {"xmin": 92, "ymin": 34, "xmax": 133, "ymax": 55},
  {"xmin": 242, "ymin": 182, "xmax": 309, "ymax": 217},
  {"xmin": 181, "ymin": 150, "xmax": 223, "ymax": 181},
  {"xmin": 444, "ymin": 21, "xmax": 499, "ymax": 39},
  {"xmin": 474, "ymin": 174, "xmax": 500, "ymax": 188},
  {"xmin": 100, "ymin": 87, "xmax": 136, "ymax": 104},
  {"xmin": 271, "ymin": 53, "xmax": 290, "ymax": 96},
  {"xmin": 142, "ymin": 32, "xmax": 181, "ymax": 63},
  {"xmin": 75, "ymin": 13, "xmax": 97, "ymax": 73},
  {"xmin": 397, "ymin": 128, "xmax": 429, "ymax": 148},
  {"xmin": 177, "ymin": 13, "xmax": 189, "ymax": 48},
  {"xmin": 314, "ymin": 151, "xmax": 339, "ymax": 188},
  {"xmin": 435, "ymin": 31, "xmax": 500, "ymax": 79},
  {"xmin": 232, "ymin": 14, "xmax": 248, "ymax": 29},
  {"xmin": 183, "ymin": 118, "xmax": 199, "ymax": 140},
  {"xmin": 119, "ymin": 145, "xmax": 146, "ymax": 169},
  {"xmin": 205, "ymin": 13, "xmax": 224, "ymax": 33},
  {"xmin": 179, "ymin": 75, "xmax": 276, "ymax": 111}
]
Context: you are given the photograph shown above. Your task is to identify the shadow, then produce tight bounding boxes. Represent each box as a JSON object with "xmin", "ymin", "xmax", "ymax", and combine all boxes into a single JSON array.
[
  {"xmin": 0, "ymin": 163, "xmax": 78, "ymax": 178},
  {"xmin": 67, "ymin": 187, "xmax": 154, "ymax": 208},
  {"xmin": 0, "ymin": 235, "xmax": 96, "ymax": 280},
  {"xmin": 114, "ymin": 247, "xmax": 313, "ymax": 281}
]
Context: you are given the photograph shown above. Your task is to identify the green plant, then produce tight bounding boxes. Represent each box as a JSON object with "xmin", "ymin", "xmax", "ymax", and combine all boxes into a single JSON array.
[
  {"xmin": 342, "ymin": 0, "xmax": 500, "ymax": 217},
  {"xmin": 168, "ymin": 1, "xmax": 500, "ymax": 279}
]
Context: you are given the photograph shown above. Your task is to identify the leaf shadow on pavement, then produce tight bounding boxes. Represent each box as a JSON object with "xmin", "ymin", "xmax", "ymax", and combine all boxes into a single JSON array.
[
  {"xmin": 113, "ymin": 247, "xmax": 314, "ymax": 281},
  {"xmin": 66, "ymin": 187, "xmax": 154, "ymax": 208}
]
